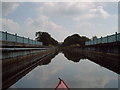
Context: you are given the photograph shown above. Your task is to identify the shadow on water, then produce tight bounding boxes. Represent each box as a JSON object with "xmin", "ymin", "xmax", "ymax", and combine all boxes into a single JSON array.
[
  {"xmin": 61, "ymin": 47, "xmax": 120, "ymax": 74},
  {"xmin": 2, "ymin": 51, "xmax": 59, "ymax": 89}
]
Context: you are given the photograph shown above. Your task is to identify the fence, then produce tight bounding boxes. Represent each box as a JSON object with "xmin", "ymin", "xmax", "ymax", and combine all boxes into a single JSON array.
[
  {"xmin": 0, "ymin": 31, "xmax": 43, "ymax": 45},
  {"xmin": 85, "ymin": 32, "xmax": 120, "ymax": 45}
]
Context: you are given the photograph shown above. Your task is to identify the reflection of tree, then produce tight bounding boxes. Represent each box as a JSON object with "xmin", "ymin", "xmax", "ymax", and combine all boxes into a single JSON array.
[
  {"xmin": 62, "ymin": 49, "xmax": 86, "ymax": 62},
  {"xmin": 39, "ymin": 52, "xmax": 59, "ymax": 66},
  {"xmin": 62, "ymin": 47, "xmax": 120, "ymax": 74}
]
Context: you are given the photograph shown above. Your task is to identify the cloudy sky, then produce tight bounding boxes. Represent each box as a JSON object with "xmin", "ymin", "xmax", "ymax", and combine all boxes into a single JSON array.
[{"xmin": 1, "ymin": 1, "xmax": 118, "ymax": 42}]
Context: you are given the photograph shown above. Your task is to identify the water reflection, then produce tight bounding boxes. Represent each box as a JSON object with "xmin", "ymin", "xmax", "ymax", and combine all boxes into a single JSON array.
[
  {"xmin": 3, "ymin": 51, "xmax": 59, "ymax": 89},
  {"xmin": 3, "ymin": 48, "xmax": 119, "ymax": 88},
  {"xmin": 10, "ymin": 49, "xmax": 118, "ymax": 88},
  {"xmin": 39, "ymin": 52, "xmax": 58, "ymax": 66},
  {"xmin": 62, "ymin": 49, "xmax": 86, "ymax": 62},
  {"xmin": 62, "ymin": 48, "xmax": 120, "ymax": 74}
]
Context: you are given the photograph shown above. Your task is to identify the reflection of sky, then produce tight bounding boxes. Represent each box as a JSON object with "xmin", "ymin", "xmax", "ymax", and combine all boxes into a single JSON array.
[{"xmin": 10, "ymin": 53, "xmax": 118, "ymax": 88}]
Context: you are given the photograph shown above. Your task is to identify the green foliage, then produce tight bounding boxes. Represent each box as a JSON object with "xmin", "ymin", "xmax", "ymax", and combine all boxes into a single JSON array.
[
  {"xmin": 35, "ymin": 31, "xmax": 90, "ymax": 47},
  {"xmin": 35, "ymin": 31, "xmax": 58, "ymax": 46},
  {"xmin": 63, "ymin": 34, "xmax": 90, "ymax": 46}
]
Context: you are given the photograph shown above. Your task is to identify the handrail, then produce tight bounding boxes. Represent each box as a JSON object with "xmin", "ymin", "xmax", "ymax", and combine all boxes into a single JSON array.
[
  {"xmin": 85, "ymin": 32, "xmax": 120, "ymax": 45},
  {"xmin": 0, "ymin": 31, "xmax": 43, "ymax": 45}
]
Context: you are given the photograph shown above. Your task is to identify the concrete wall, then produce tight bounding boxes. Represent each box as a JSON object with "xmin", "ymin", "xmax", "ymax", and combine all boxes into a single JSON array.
[{"xmin": 84, "ymin": 42, "xmax": 120, "ymax": 54}]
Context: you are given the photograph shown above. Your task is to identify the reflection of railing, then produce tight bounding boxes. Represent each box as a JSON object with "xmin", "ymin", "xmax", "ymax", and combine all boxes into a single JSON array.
[
  {"xmin": 85, "ymin": 32, "xmax": 120, "ymax": 45},
  {"xmin": 0, "ymin": 31, "xmax": 43, "ymax": 45}
]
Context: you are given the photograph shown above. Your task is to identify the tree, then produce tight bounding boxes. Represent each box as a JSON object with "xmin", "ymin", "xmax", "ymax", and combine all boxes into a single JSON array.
[
  {"xmin": 63, "ymin": 34, "xmax": 90, "ymax": 46},
  {"xmin": 35, "ymin": 31, "xmax": 58, "ymax": 46}
]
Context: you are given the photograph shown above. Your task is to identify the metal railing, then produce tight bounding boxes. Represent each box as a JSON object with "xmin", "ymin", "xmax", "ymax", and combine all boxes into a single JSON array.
[
  {"xmin": 85, "ymin": 32, "xmax": 120, "ymax": 45},
  {"xmin": 0, "ymin": 31, "xmax": 43, "ymax": 45}
]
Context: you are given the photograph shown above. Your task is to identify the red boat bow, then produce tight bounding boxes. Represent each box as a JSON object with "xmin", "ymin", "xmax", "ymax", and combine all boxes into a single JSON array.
[{"xmin": 55, "ymin": 78, "xmax": 70, "ymax": 90}]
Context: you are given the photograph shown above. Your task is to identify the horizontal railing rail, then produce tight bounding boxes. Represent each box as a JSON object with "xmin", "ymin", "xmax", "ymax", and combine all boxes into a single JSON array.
[
  {"xmin": 0, "ymin": 31, "xmax": 43, "ymax": 45},
  {"xmin": 85, "ymin": 32, "xmax": 120, "ymax": 45}
]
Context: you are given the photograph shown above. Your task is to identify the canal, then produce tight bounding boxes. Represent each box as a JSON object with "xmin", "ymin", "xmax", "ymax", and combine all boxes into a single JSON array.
[{"xmin": 9, "ymin": 49, "xmax": 119, "ymax": 88}]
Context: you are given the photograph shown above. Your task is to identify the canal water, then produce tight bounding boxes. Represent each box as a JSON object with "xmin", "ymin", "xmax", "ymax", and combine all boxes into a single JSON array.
[{"xmin": 10, "ymin": 52, "xmax": 119, "ymax": 88}]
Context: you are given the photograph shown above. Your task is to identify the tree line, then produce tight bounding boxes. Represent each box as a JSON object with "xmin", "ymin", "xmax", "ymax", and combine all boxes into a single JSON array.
[{"xmin": 35, "ymin": 31, "xmax": 95, "ymax": 47}]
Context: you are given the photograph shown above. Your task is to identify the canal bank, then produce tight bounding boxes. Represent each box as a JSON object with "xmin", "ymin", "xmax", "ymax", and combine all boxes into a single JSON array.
[
  {"xmin": 62, "ymin": 47, "xmax": 120, "ymax": 74},
  {"xmin": 2, "ymin": 46, "xmax": 59, "ymax": 89},
  {"xmin": 9, "ymin": 53, "xmax": 118, "ymax": 88}
]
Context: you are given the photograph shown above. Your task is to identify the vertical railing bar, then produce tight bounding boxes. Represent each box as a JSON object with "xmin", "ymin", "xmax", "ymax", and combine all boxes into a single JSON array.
[
  {"xmin": 5, "ymin": 31, "xmax": 7, "ymax": 41},
  {"xmin": 15, "ymin": 33, "xmax": 17, "ymax": 42},
  {"xmin": 23, "ymin": 37, "xmax": 24, "ymax": 43},
  {"xmin": 28, "ymin": 37, "xmax": 29, "ymax": 44},
  {"xmin": 101, "ymin": 36, "xmax": 102, "ymax": 43},
  {"xmin": 115, "ymin": 32, "xmax": 117, "ymax": 42}
]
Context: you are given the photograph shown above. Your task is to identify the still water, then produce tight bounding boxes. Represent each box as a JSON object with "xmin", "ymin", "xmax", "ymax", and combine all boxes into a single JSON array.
[{"xmin": 10, "ymin": 52, "xmax": 118, "ymax": 88}]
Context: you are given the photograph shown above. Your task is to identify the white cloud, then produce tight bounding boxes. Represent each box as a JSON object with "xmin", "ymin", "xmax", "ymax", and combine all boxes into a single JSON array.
[
  {"xmin": 1, "ymin": 18, "xmax": 36, "ymax": 39},
  {"xmin": 2, "ymin": 2, "xmax": 19, "ymax": 16},
  {"xmin": 37, "ymin": 2, "xmax": 94, "ymax": 16},
  {"xmin": 74, "ymin": 6, "xmax": 110, "ymax": 21},
  {"xmin": 37, "ymin": 2, "xmax": 109, "ymax": 21},
  {"xmin": 23, "ymin": 15, "xmax": 70, "ymax": 41},
  {"xmin": 90, "ymin": 6, "xmax": 110, "ymax": 18},
  {"xmin": 75, "ymin": 19, "xmax": 118, "ymax": 38},
  {"xmin": 2, "ymin": 0, "xmax": 119, "ymax": 2},
  {"xmin": 2, "ymin": 18, "xmax": 20, "ymax": 33},
  {"xmin": 1, "ymin": 2, "xmax": 117, "ymax": 42},
  {"xmin": 2, "ymin": 14, "xmax": 70, "ymax": 41}
]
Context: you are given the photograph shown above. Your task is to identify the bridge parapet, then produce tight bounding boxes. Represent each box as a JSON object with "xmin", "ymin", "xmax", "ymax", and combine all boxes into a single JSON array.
[
  {"xmin": 0, "ymin": 31, "xmax": 43, "ymax": 46},
  {"xmin": 85, "ymin": 32, "xmax": 120, "ymax": 45}
]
